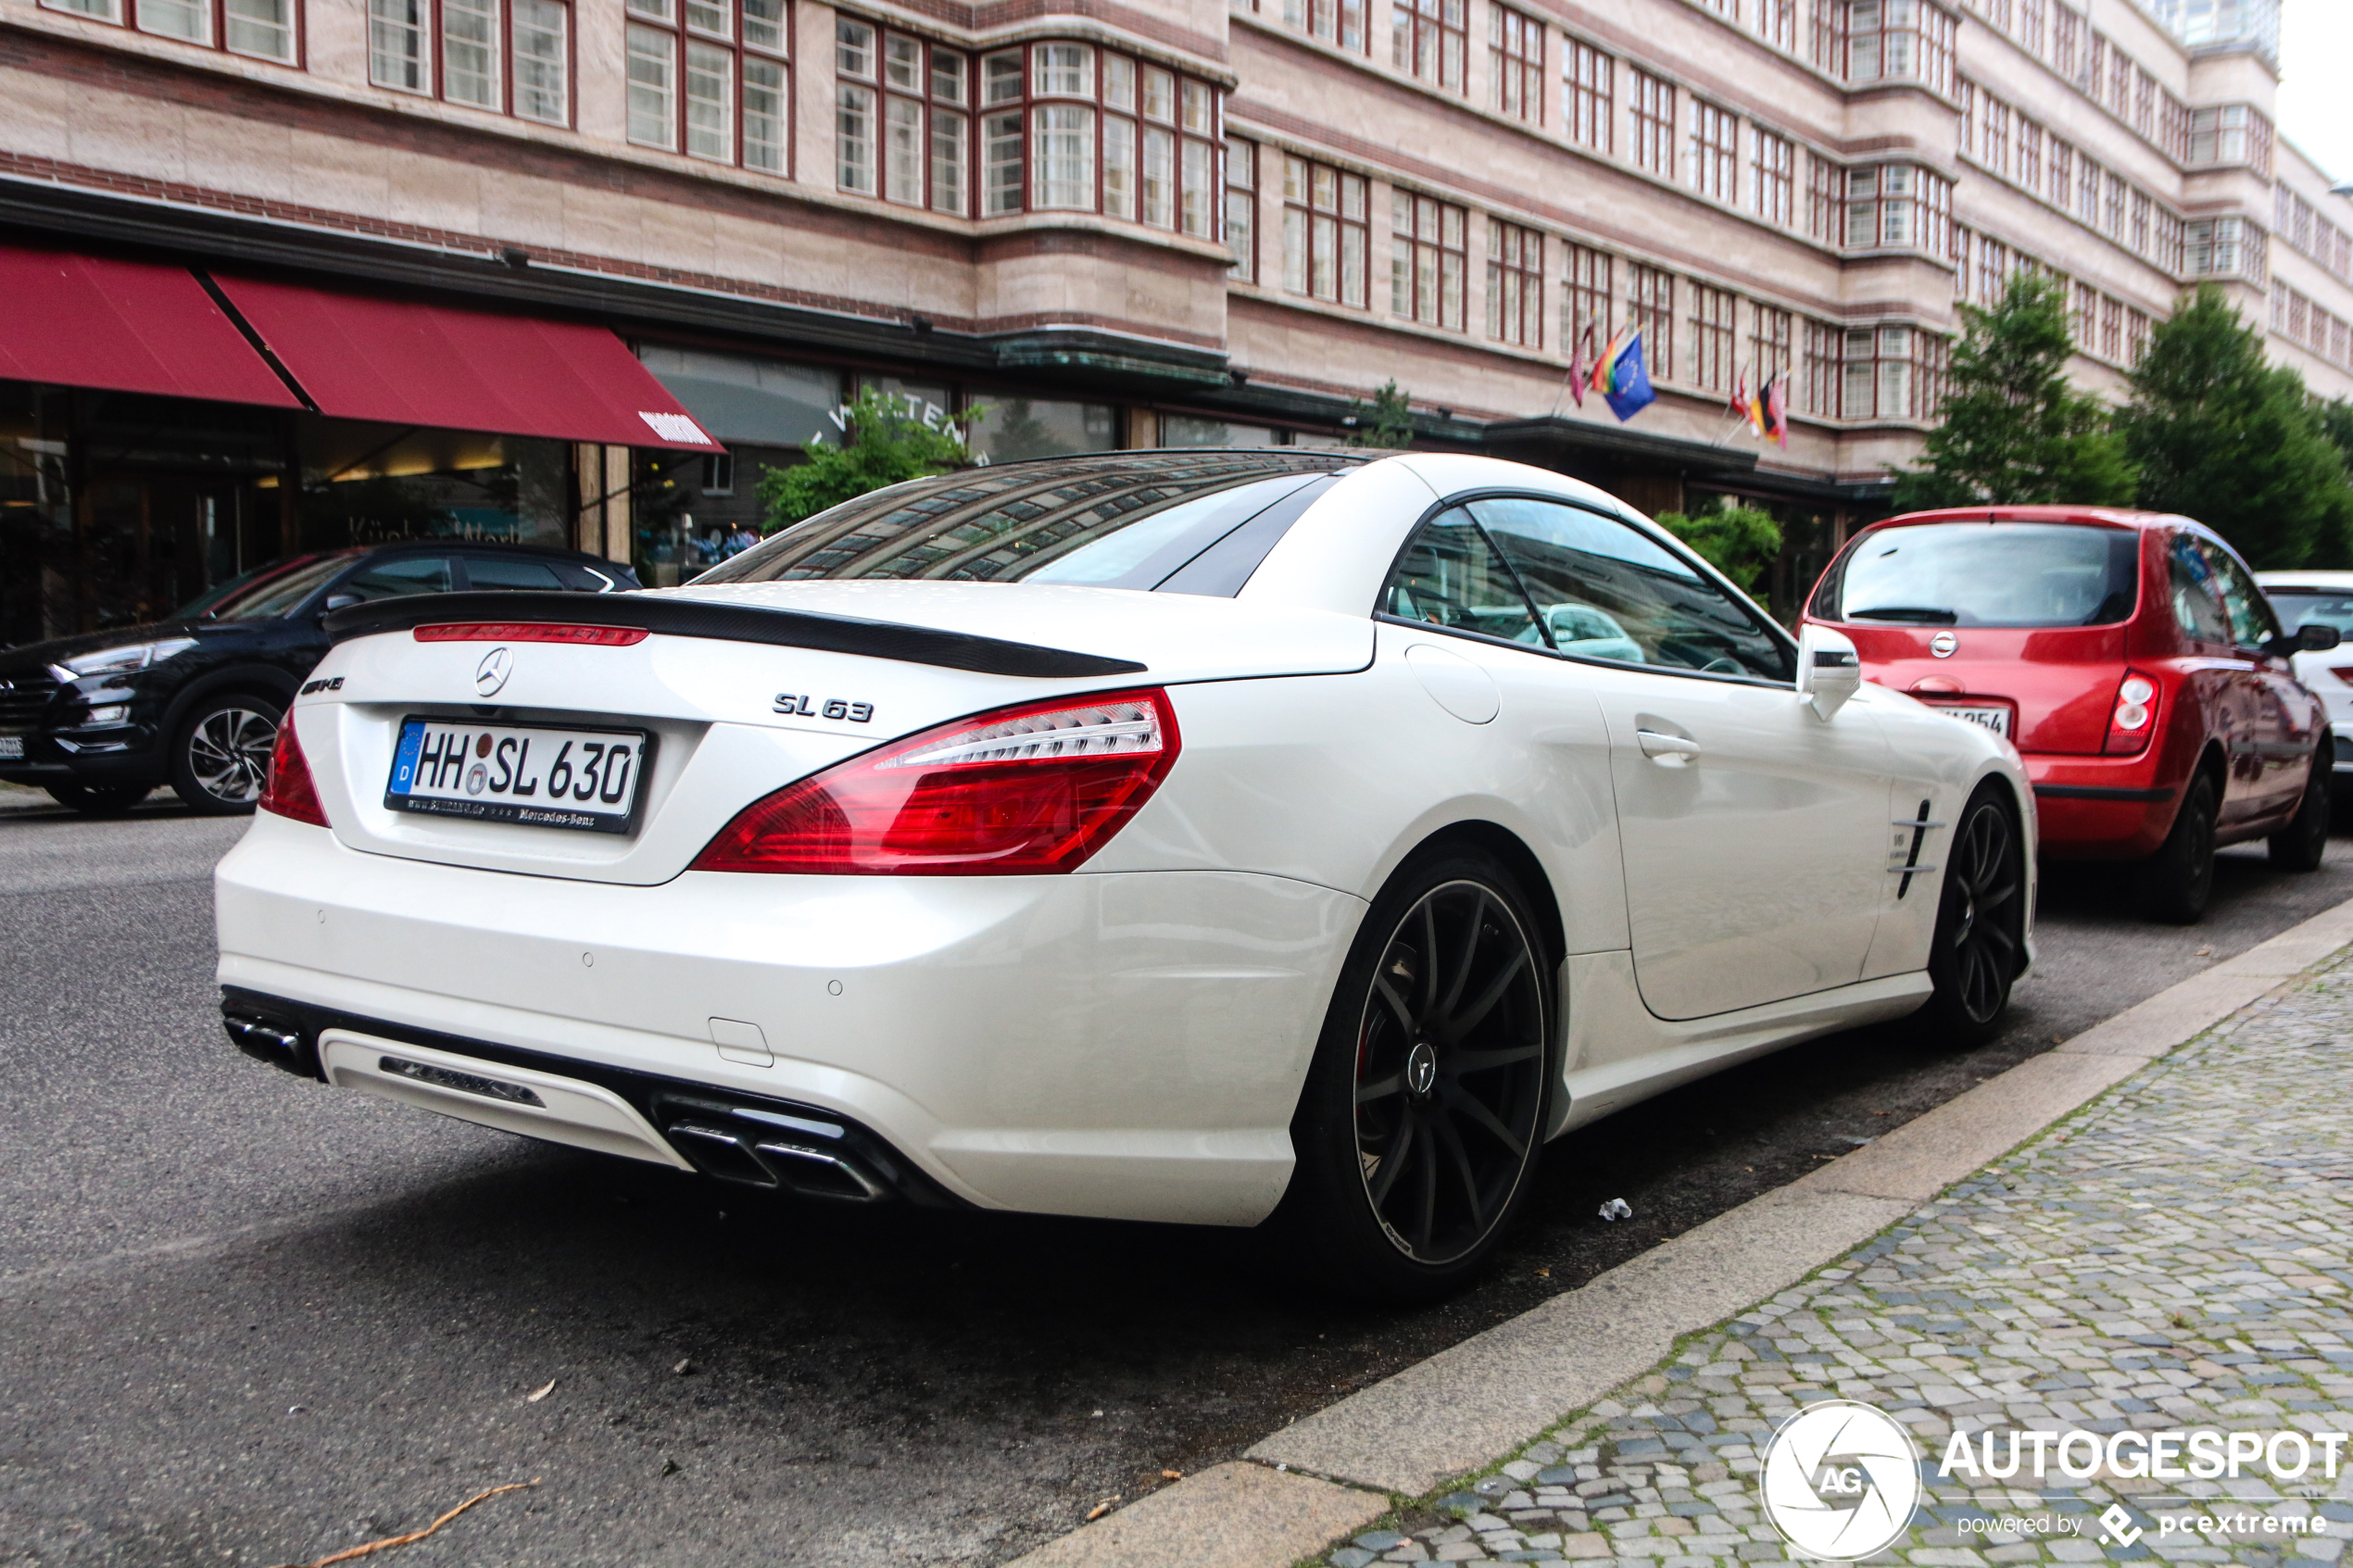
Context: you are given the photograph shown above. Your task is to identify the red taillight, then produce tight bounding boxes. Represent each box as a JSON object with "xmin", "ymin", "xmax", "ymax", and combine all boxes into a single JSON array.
[
  {"xmin": 413, "ymin": 623, "xmax": 648, "ymax": 646},
  {"xmin": 258, "ymin": 714, "xmax": 331, "ymax": 827},
  {"xmin": 2104, "ymin": 670, "xmax": 2159, "ymax": 757},
  {"xmin": 691, "ymin": 688, "xmax": 1180, "ymax": 875}
]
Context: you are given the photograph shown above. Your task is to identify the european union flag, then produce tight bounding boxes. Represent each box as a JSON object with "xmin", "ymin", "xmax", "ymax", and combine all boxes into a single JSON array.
[{"xmin": 1604, "ymin": 330, "xmax": 1655, "ymax": 422}]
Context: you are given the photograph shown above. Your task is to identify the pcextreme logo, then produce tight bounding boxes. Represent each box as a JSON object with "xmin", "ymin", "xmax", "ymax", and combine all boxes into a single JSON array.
[{"xmin": 1757, "ymin": 1400, "xmax": 1924, "ymax": 1561}]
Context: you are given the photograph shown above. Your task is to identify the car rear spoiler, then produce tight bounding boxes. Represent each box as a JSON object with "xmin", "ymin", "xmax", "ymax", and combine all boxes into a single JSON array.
[{"xmin": 321, "ymin": 592, "xmax": 1148, "ymax": 679}]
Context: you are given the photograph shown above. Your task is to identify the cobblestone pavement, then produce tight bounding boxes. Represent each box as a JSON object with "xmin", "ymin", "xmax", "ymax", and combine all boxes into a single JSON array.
[{"xmin": 1319, "ymin": 957, "xmax": 2353, "ymax": 1567}]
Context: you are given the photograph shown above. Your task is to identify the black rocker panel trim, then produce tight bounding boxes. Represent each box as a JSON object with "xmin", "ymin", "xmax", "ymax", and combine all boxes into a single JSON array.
[{"xmin": 323, "ymin": 592, "xmax": 1149, "ymax": 679}]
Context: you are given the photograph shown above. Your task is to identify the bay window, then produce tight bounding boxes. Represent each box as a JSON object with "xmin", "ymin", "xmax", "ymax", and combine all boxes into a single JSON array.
[
  {"xmin": 838, "ymin": 19, "xmax": 960, "ymax": 203},
  {"xmin": 1843, "ymin": 164, "xmax": 1946, "ymax": 254},
  {"xmin": 1840, "ymin": 325, "xmax": 1944, "ymax": 420},
  {"xmin": 1843, "ymin": 0, "xmax": 1952, "ymax": 93}
]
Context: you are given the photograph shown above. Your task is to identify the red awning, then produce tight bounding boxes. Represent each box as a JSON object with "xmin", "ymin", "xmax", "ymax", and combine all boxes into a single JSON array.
[
  {"xmin": 0, "ymin": 244, "xmax": 301, "ymax": 408},
  {"xmin": 211, "ymin": 276, "xmax": 720, "ymax": 451}
]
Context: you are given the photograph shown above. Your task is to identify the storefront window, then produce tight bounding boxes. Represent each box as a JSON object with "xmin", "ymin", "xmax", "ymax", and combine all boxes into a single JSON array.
[
  {"xmin": 295, "ymin": 420, "xmax": 570, "ymax": 551},
  {"xmin": 966, "ymin": 397, "xmax": 1117, "ymax": 462}
]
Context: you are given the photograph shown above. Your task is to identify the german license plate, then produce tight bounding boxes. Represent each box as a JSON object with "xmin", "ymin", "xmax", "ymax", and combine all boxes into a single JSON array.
[
  {"xmin": 1933, "ymin": 704, "xmax": 2010, "ymax": 737},
  {"xmin": 385, "ymin": 718, "xmax": 652, "ymax": 834},
  {"xmin": 0, "ymin": 734, "xmax": 21, "ymax": 760}
]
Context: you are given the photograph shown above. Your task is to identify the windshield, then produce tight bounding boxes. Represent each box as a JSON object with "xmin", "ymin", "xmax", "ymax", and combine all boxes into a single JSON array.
[
  {"xmin": 184, "ymin": 554, "xmax": 359, "ymax": 621},
  {"xmin": 1823, "ymin": 522, "xmax": 2140, "ymax": 628},
  {"xmin": 695, "ymin": 452, "xmax": 1357, "ymax": 595},
  {"xmin": 2265, "ymin": 588, "xmax": 2353, "ymax": 638}
]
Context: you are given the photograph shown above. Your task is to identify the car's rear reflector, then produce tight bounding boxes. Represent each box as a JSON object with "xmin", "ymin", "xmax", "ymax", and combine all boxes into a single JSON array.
[
  {"xmin": 690, "ymin": 688, "xmax": 1179, "ymax": 875},
  {"xmin": 413, "ymin": 623, "xmax": 649, "ymax": 646},
  {"xmin": 258, "ymin": 715, "xmax": 331, "ymax": 827}
]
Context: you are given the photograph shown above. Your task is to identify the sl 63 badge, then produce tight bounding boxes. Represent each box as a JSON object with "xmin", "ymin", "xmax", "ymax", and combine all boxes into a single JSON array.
[{"xmin": 774, "ymin": 692, "xmax": 875, "ymax": 722}]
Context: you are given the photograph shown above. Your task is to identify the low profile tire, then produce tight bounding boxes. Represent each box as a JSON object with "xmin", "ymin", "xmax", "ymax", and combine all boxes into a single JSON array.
[
  {"xmin": 169, "ymin": 694, "xmax": 282, "ymax": 814},
  {"xmin": 1917, "ymin": 784, "xmax": 2026, "ymax": 1047},
  {"xmin": 44, "ymin": 783, "xmax": 152, "ymax": 814},
  {"xmin": 2140, "ymin": 771, "xmax": 2219, "ymax": 925},
  {"xmin": 2268, "ymin": 759, "xmax": 2331, "ymax": 872},
  {"xmin": 1270, "ymin": 847, "xmax": 1553, "ymax": 1301}
]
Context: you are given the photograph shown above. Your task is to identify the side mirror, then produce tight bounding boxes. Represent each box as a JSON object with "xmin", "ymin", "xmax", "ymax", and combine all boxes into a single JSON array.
[
  {"xmin": 1796, "ymin": 623, "xmax": 1863, "ymax": 721},
  {"xmin": 2263, "ymin": 624, "xmax": 2340, "ymax": 659}
]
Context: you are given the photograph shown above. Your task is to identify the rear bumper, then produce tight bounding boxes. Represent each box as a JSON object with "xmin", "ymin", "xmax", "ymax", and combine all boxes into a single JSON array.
[
  {"xmin": 213, "ymin": 811, "xmax": 1365, "ymax": 1226},
  {"xmin": 2023, "ymin": 751, "xmax": 2178, "ymax": 859}
]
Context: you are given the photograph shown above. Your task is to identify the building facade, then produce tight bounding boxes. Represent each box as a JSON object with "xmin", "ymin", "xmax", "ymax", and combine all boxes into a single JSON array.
[{"xmin": 0, "ymin": 0, "xmax": 2348, "ymax": 642}]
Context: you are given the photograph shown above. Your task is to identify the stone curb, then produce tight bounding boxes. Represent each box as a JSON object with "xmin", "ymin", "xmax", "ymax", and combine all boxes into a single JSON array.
[{"xmin": 1001, "ymin": 893, "xmax": 2353, "ymax": 1568}]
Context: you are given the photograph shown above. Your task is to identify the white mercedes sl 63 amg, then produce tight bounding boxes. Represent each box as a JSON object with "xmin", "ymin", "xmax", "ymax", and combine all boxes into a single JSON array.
[{"xmin": 215, "ymin": 450, "xmax": 2032, "ymax": 1294}]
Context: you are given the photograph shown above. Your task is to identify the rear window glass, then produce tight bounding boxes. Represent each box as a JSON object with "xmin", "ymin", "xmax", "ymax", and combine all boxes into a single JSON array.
[
  {"xmin": 1818, "ymin": 522, "xmax": 2140, "ymax": 628},
  {"xmin": 693, "ymin": 451, "xmax": 1359, "ymax": 596},
  {"xmin": 2266, "ymin": 588, "xmax": 2353, "ymax": 637}
]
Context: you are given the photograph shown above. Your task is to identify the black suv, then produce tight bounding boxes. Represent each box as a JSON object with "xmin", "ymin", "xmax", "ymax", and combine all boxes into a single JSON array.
[{"xmin": 0, "ymin": 542, "xmax": 639, "ymax": 814}]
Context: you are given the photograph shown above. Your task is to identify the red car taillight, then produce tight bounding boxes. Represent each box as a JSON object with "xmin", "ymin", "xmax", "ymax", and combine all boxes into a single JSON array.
[
  {"xmin": 690, "ymin": 688, "xmax": 1180, "ymax": 875},
  {"xmin": 258, "ymin": 714, "xmax": 331, "ymax": 827},
  {"xmin": 2104, "ymin": 671, "xmax": 2159, "ymax": 757}
]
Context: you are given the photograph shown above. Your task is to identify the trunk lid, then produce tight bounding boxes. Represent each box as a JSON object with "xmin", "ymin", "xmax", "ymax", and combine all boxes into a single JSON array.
[
  {"xmin": 297, "ymin": 582, "xmax": 1372, "ymax": 884},
  {"xmin": 1843, "ymin": 622, "xmax": 2128, "ymax": 754}
]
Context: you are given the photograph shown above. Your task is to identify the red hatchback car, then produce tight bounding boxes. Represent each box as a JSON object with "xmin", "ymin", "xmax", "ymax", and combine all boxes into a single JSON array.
[{"xmin": 1802, "ymin": 508, "xmax": 2337, "ymax": 922}]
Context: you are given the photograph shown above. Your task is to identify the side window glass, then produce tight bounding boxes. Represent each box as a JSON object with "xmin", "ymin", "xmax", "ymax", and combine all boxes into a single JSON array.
[
  {"xmin": 1381, "ymin": 508, "xmax": 1542, "ymax": 645},
  {"xmin": 336, "ymin": 557, "xmax": 454, "ymax": 601},
  {"xmin": 464, "ymin": 557, "xmax": 567, "ymax": 591},
  {"xmin": 2206, "ymin": 545, "xmax": 2280, "ymax": 650},
  {"xmin": 1473, "ymin": 497, "xmax": 1796, "ymax": 683},
  {"xmin": 2168, "ymin": 537, "xmax": 2229, "ymax": 645}
]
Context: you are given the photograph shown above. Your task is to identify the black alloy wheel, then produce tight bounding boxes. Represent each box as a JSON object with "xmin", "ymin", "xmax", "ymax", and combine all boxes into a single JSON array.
[
  {"xmin": 170, "ymin": 695, "xmax": 283, "ymax": 814},
  {"xmin": 2141, "ymin": 770, "xmax": 2219, "ymax": 924},
  {"xmin": 2268, "ymin": 758, "xmax": 2331, "ymax": 872},
  {"xmin": 44, "ymin": 783, "xmax": 151, "ymax": 814},
  {"xmin": 1919, "ymin": 785, "xmax": 2025, "ymax": 1046},
  {"xmin": 1273, "ymin": 848, "xmax": 1552, "ymax": 1298}
]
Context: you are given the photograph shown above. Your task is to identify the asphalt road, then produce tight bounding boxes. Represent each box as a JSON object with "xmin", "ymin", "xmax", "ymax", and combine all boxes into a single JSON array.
[{"xmin": 5, "ymin": 797, "xmax": 2352, "ymax": 1567}]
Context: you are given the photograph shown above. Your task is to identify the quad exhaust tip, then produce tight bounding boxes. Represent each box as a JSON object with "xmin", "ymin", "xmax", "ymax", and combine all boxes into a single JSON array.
[{"xmin": 661, "ymin": 1119, "xmax": 891, "ymax": 1202}]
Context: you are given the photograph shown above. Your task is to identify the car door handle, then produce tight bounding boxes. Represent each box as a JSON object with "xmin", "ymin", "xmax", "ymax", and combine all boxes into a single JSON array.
[{"xmin": 1636, "ymin": 728, "xmax": 1702, "ymax": 762}]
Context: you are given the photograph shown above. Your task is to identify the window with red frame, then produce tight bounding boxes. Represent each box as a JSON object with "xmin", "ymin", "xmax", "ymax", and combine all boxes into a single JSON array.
[
  {"xmin": 1561, "ymin": 241, "xmax": 1611, "ymax": 358},
  {"xmin": 1629, "ymin": 263, "xmax": 1674, "ymax": 381},
  {"xmin": 1391, "ymin": 0, "xmax": 1465, "ymax": 92},
  {"xmin": 1769, "ymin": 126, "xmax": 1797, "ymax": 226},
  {"xmin": 1284, "ymin": 156, "xmax": 1369, "ymax": 307},
  {"xmin": 45, "ymin": 0, "xmax": 298, "ymax": 64},
  {"xmin": 1391, "ymin": 192, "xmax": 1466, "ymax": 330},
  {"xmin": 1284, "ymin": 0, "xmax": 1367, "ymax": 54},
  {"xmin": 1487, "ymin": 219, "xmax": 1542, "ymax": 348},
  {"xmin": 1565, "ymin": 40, "xmax": 1612, "ymax": 153},
  {"xmin": 623, "ymin": 0, "xmax": 789, "ymax": 169},
  {"xmin": 1490, "ymin": 5, "xmax": 1542, "ymax": 122},
  {"xmin": 836, "ymin": 19, "xmax": 964, "ymax": 210},
  {"xmin": 1752, "ymin": 303, "xmax": 1793, "ymax": 383},
  {"xmin": 1630, "ymin": 70, "xmax": 1674, "ymax": 178},
  {"xmin": 1688, "ymin": 98, "xmax": 1737, "ymax": 203},
  {"xmin": 1689, "ymin": 283, "xmax": 1734, "ymax": 393}
]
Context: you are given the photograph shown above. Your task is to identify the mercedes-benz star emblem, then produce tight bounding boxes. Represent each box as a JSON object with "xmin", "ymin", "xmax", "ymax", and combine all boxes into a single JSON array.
[
  {"xmin": 1930, "ymin": 632, "xmax": 1959, "ymax": 659},
  {"xmin": 474, "ymin": 646, "xmax": 512, "ymax": 697}
]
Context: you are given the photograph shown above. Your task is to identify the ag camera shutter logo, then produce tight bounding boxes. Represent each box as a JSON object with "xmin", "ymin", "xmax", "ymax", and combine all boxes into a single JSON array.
[{"xmin": 1758, "ymin": 1399, "xmax": 1923, "ymax": 1561}]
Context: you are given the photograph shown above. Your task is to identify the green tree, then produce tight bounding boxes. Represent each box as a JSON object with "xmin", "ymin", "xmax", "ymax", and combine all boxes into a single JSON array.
[
  {"xmin": 1890, "ymin": 272, "xmax": 2135, "ymax": 510},
  {"xmin": 2319, "ymin": 398, "xmax": 2353, "ymax": 472},
  {"xmin": 1346, "ymin": 380, "xmax": 1416, "ymax": 447},
  {"xmin": 758, "ymin": 388, "xmax": 978, "ymax": 533},
  {"xmin": 2118, "ymin": 284, "xmax": 2353, "ymax": 569},
  {"xmin": 1656, "ymin": 502, "xmax": 1783, "ymax": 593}
]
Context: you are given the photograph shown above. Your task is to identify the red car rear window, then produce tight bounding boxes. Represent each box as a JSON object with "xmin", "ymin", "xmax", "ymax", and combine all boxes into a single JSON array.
[{"xmin": 1815, "ymin": 522, "xmax": 2139, "ymax": 629}]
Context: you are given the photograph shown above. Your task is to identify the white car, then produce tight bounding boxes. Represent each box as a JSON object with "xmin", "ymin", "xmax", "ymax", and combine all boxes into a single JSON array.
[
  {"xmin": 214, "ymin": 451, "xmax": 2033, "ymax": 1295},
  {"xmin": 2256, "ymin": 571, "xmax": 2353, "ymax": 791}
]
